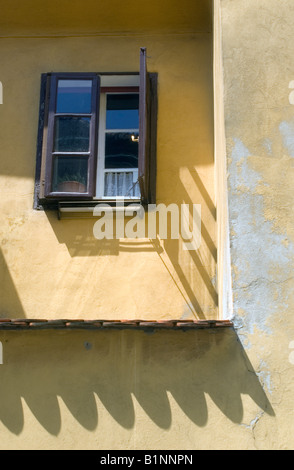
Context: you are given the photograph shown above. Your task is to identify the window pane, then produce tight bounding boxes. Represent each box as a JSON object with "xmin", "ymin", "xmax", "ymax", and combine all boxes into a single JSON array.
[
  {"xmin": 54, "ymin": 116, "xmax": 90, "ymax": 152},
  {"xmin": 56, "ymin": 79, "xmax": 92, "ymax": 114},
  {"xmin": 52, "ymin": 156, "xmax": 88, "ymax": 192},
  {"xmin": 105, "ymin": 132, "xmax": 138, "ymax": 168},
  {"xmin": 106, "ymin": 94, "xmax": 139, "ymax": 129}
]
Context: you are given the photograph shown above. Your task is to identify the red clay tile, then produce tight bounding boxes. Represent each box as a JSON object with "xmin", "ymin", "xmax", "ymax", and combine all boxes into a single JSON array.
[{"xmin": 0, "ymin": 318, "xmax": 234, "ymax": 330}]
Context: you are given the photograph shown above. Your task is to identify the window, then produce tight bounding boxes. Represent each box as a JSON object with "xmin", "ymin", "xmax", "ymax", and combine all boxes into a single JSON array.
[
  {"xmin": 35, "ymin": 48, "xmax": 157, "ymax": 209},
  {"xmin": 96, "ymin": 84, "xmax": 140, "ymax": 199}
]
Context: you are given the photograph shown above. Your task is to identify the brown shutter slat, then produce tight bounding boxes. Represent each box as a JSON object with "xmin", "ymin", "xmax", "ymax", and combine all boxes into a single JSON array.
[
  {"xmin": 148, "ymin": 73, "xmax": 158, "ymax": 205},
  {"xmin": 139, "ymin": 48, "xmax": 157, "ymax": 206},
  {"xmin": 138, "ymin": 47, "xmax": 150, "ymax": 205}
]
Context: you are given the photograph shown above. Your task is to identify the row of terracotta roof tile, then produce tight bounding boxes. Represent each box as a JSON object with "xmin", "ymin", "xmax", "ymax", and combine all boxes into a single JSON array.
[{"xmin": 0, "ymin": 318, "xmax": 233, "ymax": 330}]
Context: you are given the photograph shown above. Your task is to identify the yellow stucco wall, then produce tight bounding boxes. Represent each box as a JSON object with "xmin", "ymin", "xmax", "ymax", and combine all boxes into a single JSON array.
[
  {"xmin": 1, "ymin": 0, "xmax": 294, "ymax": 451},
  {"xmin": 0, "ymin": 29, "xmax": 216, "ymax": 320},
  {"xmin": 0, "ymin": 0, "xmax": 219, "ymax": 450}
]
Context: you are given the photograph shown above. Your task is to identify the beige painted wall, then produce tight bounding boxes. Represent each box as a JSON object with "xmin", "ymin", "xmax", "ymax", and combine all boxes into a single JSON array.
[{"xmin": 2, "ymin": 0, "xmax": 294, "ymax": 451}]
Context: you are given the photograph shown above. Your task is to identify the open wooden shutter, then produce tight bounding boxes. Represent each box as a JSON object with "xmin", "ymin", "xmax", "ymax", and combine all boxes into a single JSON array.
[
  {"xmin": 139, "ymin": 48, "xmax": 157, "ymax": 206},
  {"xmin": 44, "ymin": 73, "xmax": 100, "ymax": 199},
  {"xmin": 138, "ymin": 48, "xmax": 149, "ymax": 204}
]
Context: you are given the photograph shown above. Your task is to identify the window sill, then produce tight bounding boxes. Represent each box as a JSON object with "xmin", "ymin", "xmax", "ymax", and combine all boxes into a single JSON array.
[
  {"xmin": 34, "ymin": 199, "xmax": 142, "ymax": 218},
  {"xmin": 57, "ymin": 200, "xmax": 142, "ymax": 219}
]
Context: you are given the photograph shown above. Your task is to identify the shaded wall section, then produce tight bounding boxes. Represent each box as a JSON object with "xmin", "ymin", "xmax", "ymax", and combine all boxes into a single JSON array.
[{"xmin": 0, "ymin": 327, "xmax": 274, "ymax": 449}]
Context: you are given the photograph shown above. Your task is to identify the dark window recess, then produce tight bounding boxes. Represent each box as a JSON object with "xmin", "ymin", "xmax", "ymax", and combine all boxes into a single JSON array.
[
  {"xmin": 34, "ymin": 48, "xmax": 157, "ymax": 209},
  {"xmin": 105, "ymin": 134, "xmax": 138, "ymax": 169},
  {"xmin": 105, "ymin": 93, "xmax": 139, "ymax": 170}
]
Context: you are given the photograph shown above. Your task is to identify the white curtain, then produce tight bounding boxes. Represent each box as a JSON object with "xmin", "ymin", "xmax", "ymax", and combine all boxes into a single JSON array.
[{"xmin": 104, "ymin": 171, "xmax": 140, "ymax": 198}]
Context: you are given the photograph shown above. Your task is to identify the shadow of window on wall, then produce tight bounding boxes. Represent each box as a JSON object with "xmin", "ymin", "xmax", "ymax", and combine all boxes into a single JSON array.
[{"xmin": 44, "ymin": 167, "xmax": 217, "ymax": 320}]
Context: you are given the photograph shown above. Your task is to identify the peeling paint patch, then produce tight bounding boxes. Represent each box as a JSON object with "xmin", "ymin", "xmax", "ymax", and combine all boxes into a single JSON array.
[
  {"xmin": 256, "ymin": 360, "xmax": 273, "ymax": 395},
  {"xmin": 241, "ymin": 410, "xmax": 265, "ymax": 431},
  {"xmin": 230, "ymin": 190, "xmax": 294, "ymax": 339},
  {"xmin": 279, "ymin": 121, "xmax": 294, "ymax": 157},
  {"xmin": 228, "ymin": 138, "xmax": 294, "ymax": 343},
  {"xmin": 229, "ymin": 138, "xmax": 261, "ymax": 192},
  {"xmin": 262, "ymin": 138, "xmax": 272, "ymax": 156}
]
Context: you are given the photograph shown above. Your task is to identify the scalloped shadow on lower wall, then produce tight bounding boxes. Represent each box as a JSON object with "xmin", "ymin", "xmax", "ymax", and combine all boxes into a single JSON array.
[{"xmin": 0, "ymin": 327, "xmax": 274, "ymax": 437}]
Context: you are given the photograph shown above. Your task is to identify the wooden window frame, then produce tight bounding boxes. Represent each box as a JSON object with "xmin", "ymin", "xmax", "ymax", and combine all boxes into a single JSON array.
[
  {"xmin": 95, "ymin": 89, "xmax": 140, "ymax": 200},
  {"xmin": 44, "ymin": 72, "xmax": 100, "ymax": 199}
]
